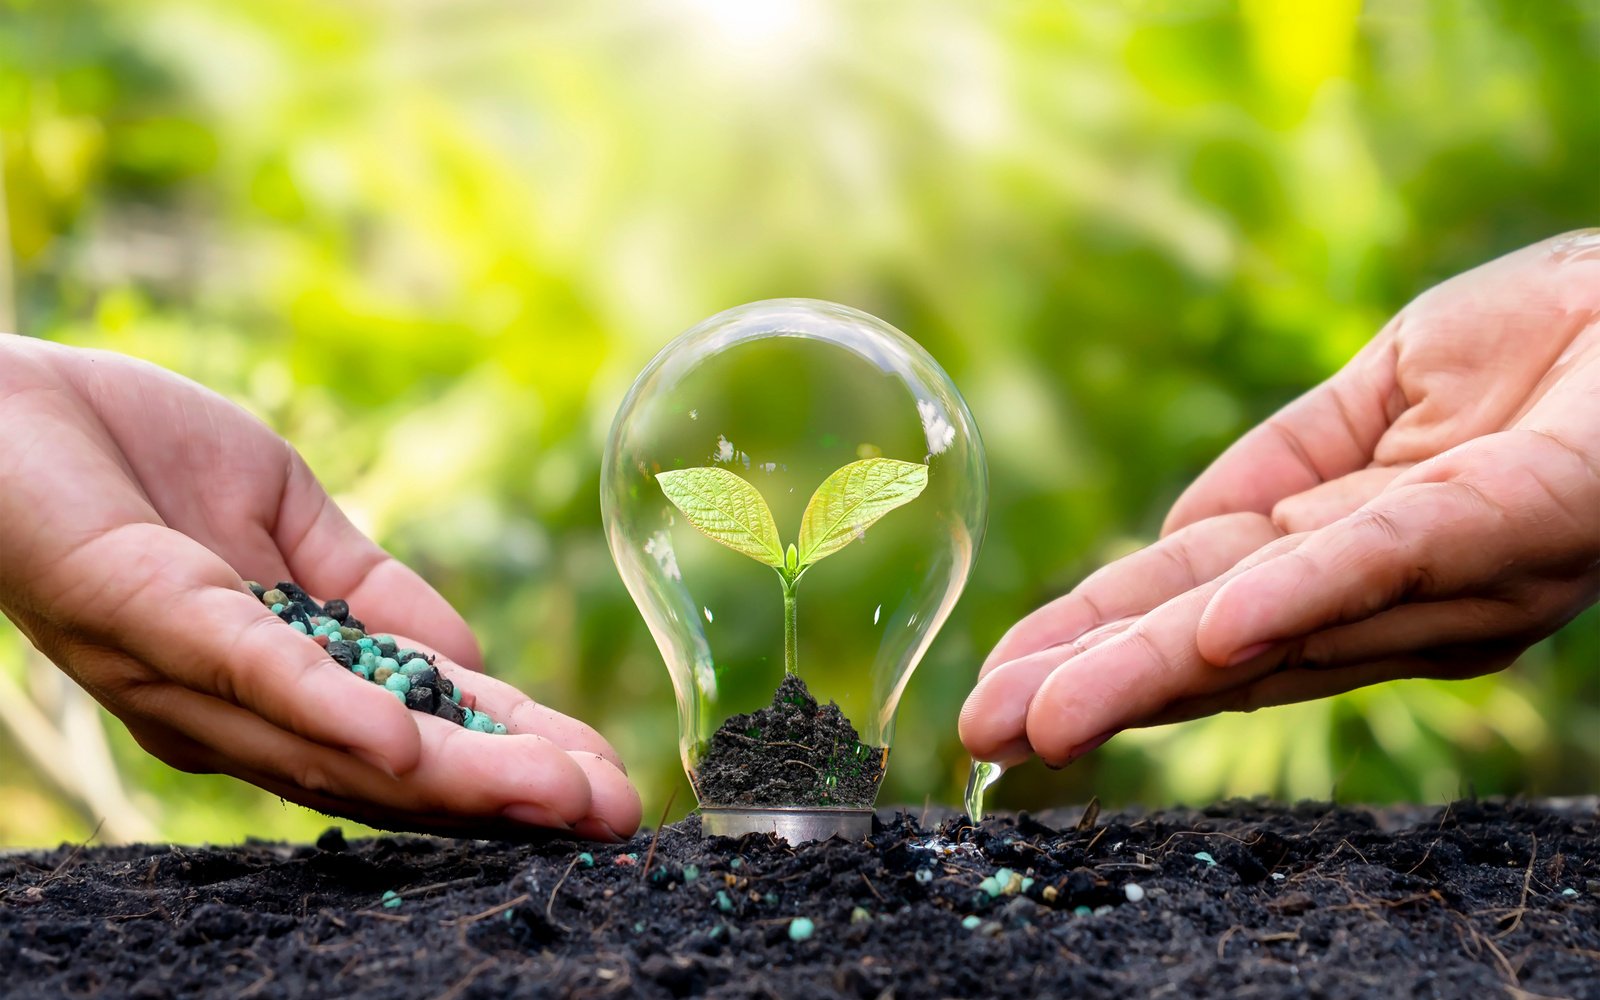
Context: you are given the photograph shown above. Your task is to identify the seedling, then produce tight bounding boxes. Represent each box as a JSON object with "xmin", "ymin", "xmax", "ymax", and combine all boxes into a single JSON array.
[{"xmin": 656, "ymin": 457, "xmax": 928, "ymax": 675}]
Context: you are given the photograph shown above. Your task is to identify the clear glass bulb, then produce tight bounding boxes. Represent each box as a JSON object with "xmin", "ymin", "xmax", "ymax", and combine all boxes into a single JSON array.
[{"xmin": 601, "ymin": 299, "xmax": 987, "ymax": 841}]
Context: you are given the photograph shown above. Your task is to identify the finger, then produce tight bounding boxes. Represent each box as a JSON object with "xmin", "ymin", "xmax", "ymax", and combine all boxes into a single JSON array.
[
  {"xmin": 1020, "ymin": 595, "xmax": 1241, "ymax": 766},
  {"xmin": 121, "ymin": 676, "xmax": 635, "ymax": 840},
  {"xmin": 1271, "ymin": 465, "xmax": 1408, "ymax": 533},
  {"xmin": 1198, "ymin": 475, "xmax": 1531, "ymax": 668},
  {"xmin": 381, "ymin": 636, "xmax": 626, "ymax": 769},
  {"xmin": 58, "ymin": 525, "xmax": 424, "ymax": 775},
  {"xmin": 1019, "ymin": 535, "xmax": 1316, "ymax": 764},
  {"xmin": 1145, "ymin": 646, "xmax": 1520, "ymax": 728},
  {"xmin": 960, "ymin": 618, "xmax": 1135, "ymax": 761},
  {"xmin": 982, "ymin": 512, "xmax": 1280, "ymax": 677},
  {"xmin": 1163, "ymin": 334, "xmax": 1400, "ymax": 534},
  {"xmin": 136, "ymin": 681, "xmax": 624, "ymax": 833},
  {"xmin": 273, "ymin": 450, "xmax": 484, "ymax": 670},
  {"xmin": 1295, "ymin": 577, "xmax": 1596, "ymax": 668},
  {"xmin": 123, "ymin": 720, "xmax": 222, "ymax": 776},
  {"xmin": 566, "ymin": 752, "xmax": 643, "ymax": 841}
]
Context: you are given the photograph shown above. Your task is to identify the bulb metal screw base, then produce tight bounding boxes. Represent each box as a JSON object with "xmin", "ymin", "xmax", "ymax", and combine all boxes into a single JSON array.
[{"xmin": 699, "ymin": 807, "xmax": 873, "ymax": 844}]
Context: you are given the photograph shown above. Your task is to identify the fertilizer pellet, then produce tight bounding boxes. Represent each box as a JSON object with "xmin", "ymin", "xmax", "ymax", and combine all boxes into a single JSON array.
[{"xmin": 246, "ymin": 580, "xmax": 507, "ymax": 735}]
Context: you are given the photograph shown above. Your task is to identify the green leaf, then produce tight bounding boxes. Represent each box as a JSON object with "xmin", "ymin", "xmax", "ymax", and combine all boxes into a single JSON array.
[
  {"xmin": 797, "ymin": 458, "xmax": 929, "ymax": 567},
  {"xmin": 656, "ymin": 467, "xmax": 785, "ymax": 568}
]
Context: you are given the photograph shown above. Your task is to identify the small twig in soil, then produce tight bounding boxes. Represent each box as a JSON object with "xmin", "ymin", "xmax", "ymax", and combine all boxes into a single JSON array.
[
  {"xmin": 430, "ymin": 956, "xmax": 496, "ymax": 1000},
  {"xmin": 723, "ymin": 732, "xmax": 815, "ymax": 753},
  {"xmin": 1084, "ymin": 826, "xmax": 1110, "ymax": 855},
  {"xmin": 1149, "ymin": 828, "xmax": 1264, "ymax": 854},
  {"xmin": 400, "ymin": 875, "xmax": 484, "ymax": 898},
  {"xmin": 1495, "ymin": 834, "xmax": 1539, "ymax": 939},
  {"xmin": 780, "ymin": 758, "xmax": 822, "ymax": 776},
  {"xmin": 1216, "ymin": 925, "xmax": 1244, "ymax": 959},
  {"xmin": 1456, "ymin": 916, "xmax": 1519, "ymax": 985},
  {"xmin": 860, "ymin": 872, "xmax": 885, "ymax": 904},
  {"xmin": 547, "ymin": 858, "xmax": 581, "ymax": 927},
  {"xmin": 106, "ymin": 909, "xmax": 160, "ymax": 922},
  {"xmin": 1324, "ymin": 890, "xmax": 1443, "ymax": 913},
  {"xmin": 443, "ymin": 893, "xmax": 530, "ymax": 927},
  {"xmin": 640, "ymin": 786, "xmax": 679, "ymax": 883},
  {"xmin": 40, "ymin": 818, "xmax": 105, "ymax": 887},
  {"xmin": 236, "ymin": 968, "xmax": 275, "ymax": 1000},
  {"xmin": 1335, "ymin": 838, "xmax": 1370, "ymax": 865}
]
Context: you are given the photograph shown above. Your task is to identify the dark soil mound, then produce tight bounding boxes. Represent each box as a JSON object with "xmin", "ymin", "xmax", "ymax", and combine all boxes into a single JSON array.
[
  {"xmin": 694, "ymin": 674, "xmax": 885, "ymax": 808},
  {"xmin": 2, "ymin": 799, "xmax": 1596, "ymax": 999}
]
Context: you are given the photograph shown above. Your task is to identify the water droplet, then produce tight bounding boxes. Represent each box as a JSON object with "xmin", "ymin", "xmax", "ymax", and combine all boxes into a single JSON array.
[
  {"xmin": 873, "ymin": 604, "xmax": 882, "ymax": 624},
  {"xmin": 964, "ymin": 759, "xmax": 1004, "ymax": 821},
  {"xmin": 1549, "ymin": 228, "xmax": 1600, "ymax": 262}
]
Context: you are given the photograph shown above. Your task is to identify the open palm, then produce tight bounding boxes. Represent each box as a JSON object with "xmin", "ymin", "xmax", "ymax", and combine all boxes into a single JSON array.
[
  {"xmin": 963, "ymin": 232, "xmax": 1600, "ymax": 766},
  {"xmin": 0, "ymin": 335, "xmax": 640, "ymax": 839}
]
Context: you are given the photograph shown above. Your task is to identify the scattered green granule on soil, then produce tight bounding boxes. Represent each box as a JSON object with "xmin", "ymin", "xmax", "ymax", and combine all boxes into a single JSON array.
[{"xmin": 246, "ymin": 580, "xmax": 505, "ymax": 735}]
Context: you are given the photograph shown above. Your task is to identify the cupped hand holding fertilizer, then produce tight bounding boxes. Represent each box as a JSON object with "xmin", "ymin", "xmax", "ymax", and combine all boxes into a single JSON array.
[{"xmin": 0, "ymin": 335, "xmax": 641, "ymax": 841}]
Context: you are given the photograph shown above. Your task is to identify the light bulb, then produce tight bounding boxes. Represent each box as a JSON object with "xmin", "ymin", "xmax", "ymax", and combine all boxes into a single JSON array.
[{"xmin": 602, "ymin": 299, "xmax": 987, "ymax": 842}]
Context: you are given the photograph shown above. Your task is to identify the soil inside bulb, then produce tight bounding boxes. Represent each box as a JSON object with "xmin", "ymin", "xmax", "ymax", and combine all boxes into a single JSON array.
[{"xmin": 694, "ymin": 674, "xmax": 885, "ymax": 808}]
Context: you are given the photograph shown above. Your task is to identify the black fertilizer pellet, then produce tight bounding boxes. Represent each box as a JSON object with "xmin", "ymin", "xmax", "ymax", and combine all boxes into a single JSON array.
[{"xmin": 244, "ymin": 580, "xmax": 506, "ymax": 735}]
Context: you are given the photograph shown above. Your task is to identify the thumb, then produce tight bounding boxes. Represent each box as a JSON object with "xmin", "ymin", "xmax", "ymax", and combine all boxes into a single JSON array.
[
  {"xmin": 1163, "ymin": 334, "xmax": 1398, "ymax": 535},
  {"xmin": 272, "ymin": 450, "xmax": 484, "ymax": 670}
]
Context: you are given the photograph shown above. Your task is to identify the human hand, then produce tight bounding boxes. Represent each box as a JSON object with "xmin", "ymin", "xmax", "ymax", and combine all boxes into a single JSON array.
[
  {"xmin": 962, "ymin": 232, "xmax": 1600, "ymax": 766},
  {"xmin": 0, "ymin": 336, "xmax": 641, "ymax": 840}
]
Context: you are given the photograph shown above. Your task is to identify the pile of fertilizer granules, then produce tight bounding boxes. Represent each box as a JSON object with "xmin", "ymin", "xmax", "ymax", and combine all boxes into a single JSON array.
[{"xmin": 246, "ymin": 580, "xmax": 506, "ymax": 734}]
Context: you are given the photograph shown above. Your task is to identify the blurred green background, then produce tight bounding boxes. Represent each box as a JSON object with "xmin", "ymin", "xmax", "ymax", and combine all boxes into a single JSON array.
[{"xmin": 1, "ymin": 0, "xmax": 1596, "ymax": 847}]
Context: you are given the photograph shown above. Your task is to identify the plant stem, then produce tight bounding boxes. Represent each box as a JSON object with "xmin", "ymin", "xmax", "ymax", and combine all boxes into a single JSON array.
[{"xmin": 781, "ymin": 573, "xmax": 799, "ymax": 675}]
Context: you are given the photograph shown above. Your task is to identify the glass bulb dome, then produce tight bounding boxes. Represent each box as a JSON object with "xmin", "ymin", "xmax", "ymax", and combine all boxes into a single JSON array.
[{"xmin": 601, "ymin": 299, "xmax": 987, "ymax": 841}]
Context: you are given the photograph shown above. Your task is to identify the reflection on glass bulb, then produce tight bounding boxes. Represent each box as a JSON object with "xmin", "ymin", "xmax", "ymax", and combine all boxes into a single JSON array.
[{"xmin": 601, "ymin": 300, "xmax": 987, "ymax": 841}]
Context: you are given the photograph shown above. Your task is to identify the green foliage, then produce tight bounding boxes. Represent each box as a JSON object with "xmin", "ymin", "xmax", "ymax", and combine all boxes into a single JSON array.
[
  {"xmin": 656, "ymin": 467, "xmax": 786, "ymax": 569},
  {"xmin": 0, "ymin": 0, "xmax": 1596, "ymax": 845},
  {"xmin": 659, "ymin": 458, "xmax": 928, "ymax": 677},
  {"xmin": 658, "ymin": 458, "xmax": 929, "ymax": 577},
  {"xmin": 798, "ymin": 460, "xmax": 929, "ymax": 569}
]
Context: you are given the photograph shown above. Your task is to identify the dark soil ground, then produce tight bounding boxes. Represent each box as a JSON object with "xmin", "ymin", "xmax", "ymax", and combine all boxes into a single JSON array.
[
  {"xmin": 2, "ymin": 798, "xmax": 1595, "ymax": 999},
  {"xmin": 695, "ymin": 674, "xmax": 885, "ymax": 808}
]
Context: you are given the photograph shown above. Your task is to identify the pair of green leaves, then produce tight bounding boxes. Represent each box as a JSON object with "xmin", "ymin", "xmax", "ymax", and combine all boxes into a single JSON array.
[{"xmin": 656, "ymin": 457, "xmax": 929, "ymax": 578}]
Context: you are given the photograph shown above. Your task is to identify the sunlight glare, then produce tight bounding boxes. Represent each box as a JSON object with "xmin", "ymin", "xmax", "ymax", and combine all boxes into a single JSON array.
[{"xmin": 682, "ymin": 0, "xmax": 811, "ymax": 47}]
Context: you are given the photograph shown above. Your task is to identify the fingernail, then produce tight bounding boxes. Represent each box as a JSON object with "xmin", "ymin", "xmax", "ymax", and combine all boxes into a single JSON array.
[
  {"xmin": 1225, "ymin": 641, "xmax": 1273, "ymax": 667},
  {"xmin": 572, "ymin": 818, "xmax": 624, "ymax": 843},
  {"xmin": 350, "ymin": 748, "xmax": 398, "ymax": 780},
  {"xmin": 504, "ymin": 804, "xmax": 573, "ymax": 831}
]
